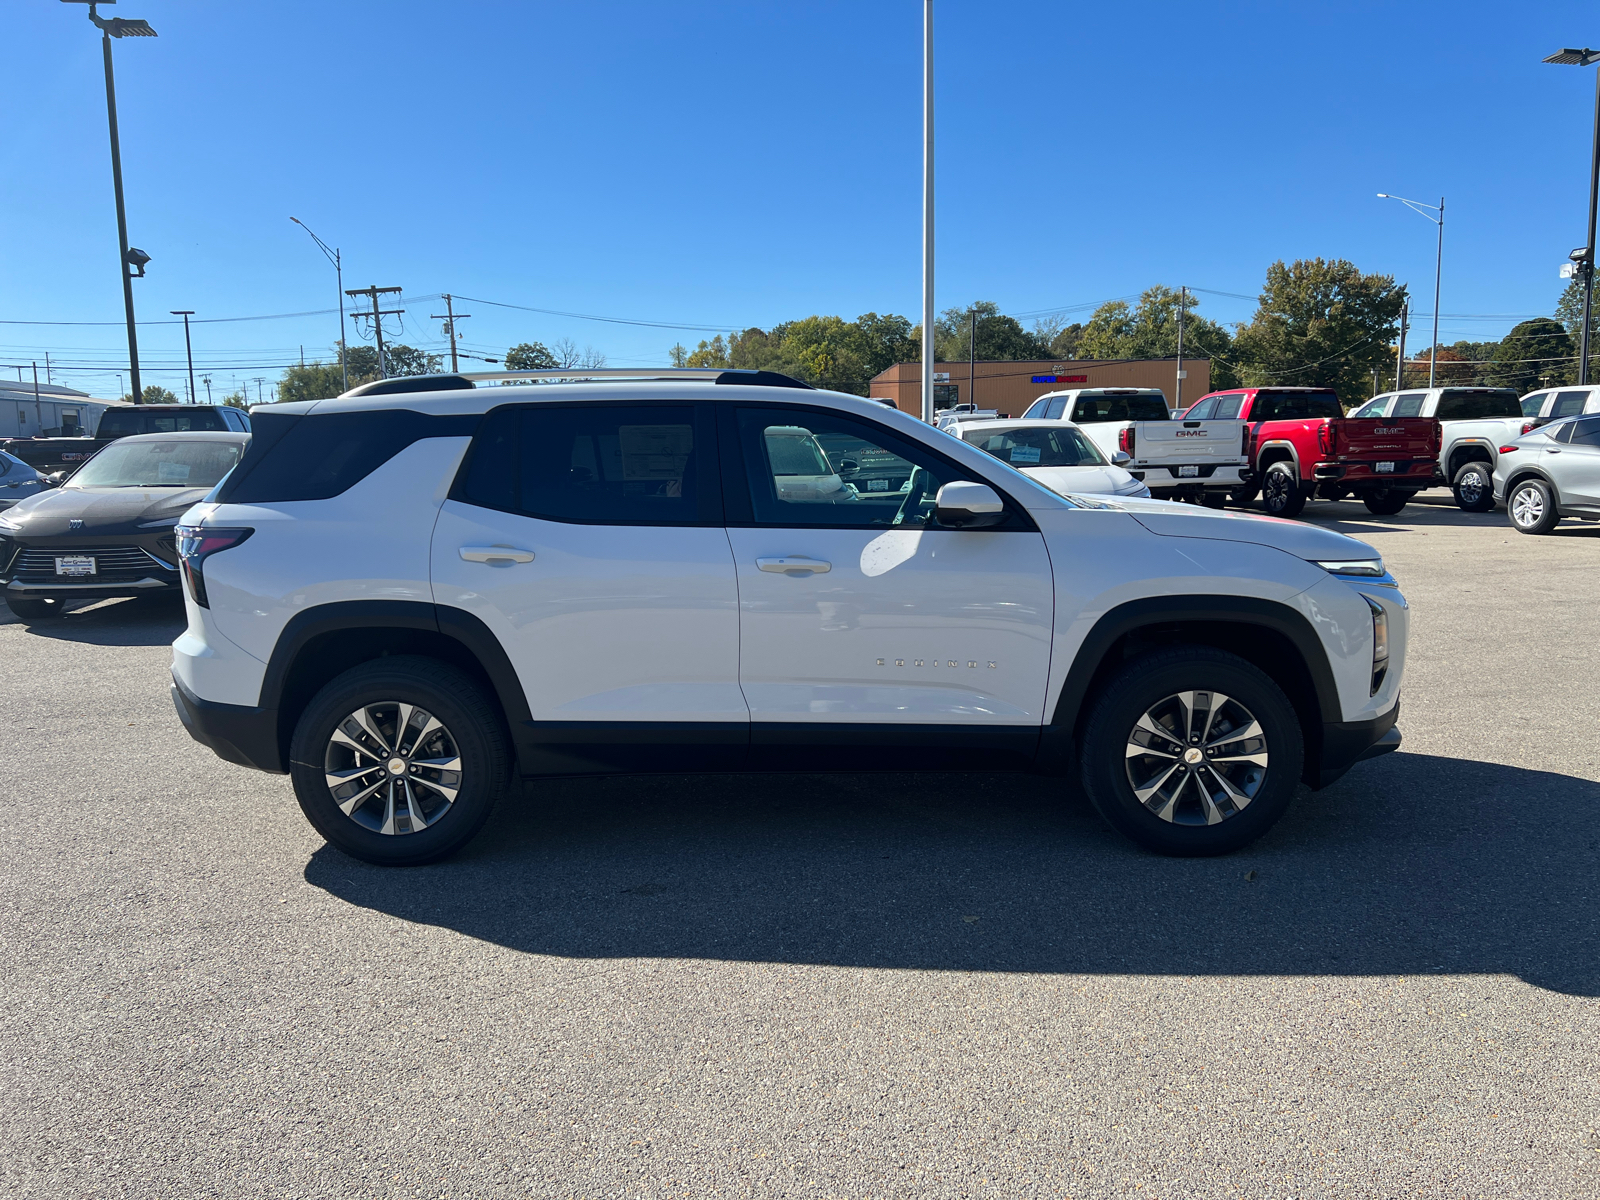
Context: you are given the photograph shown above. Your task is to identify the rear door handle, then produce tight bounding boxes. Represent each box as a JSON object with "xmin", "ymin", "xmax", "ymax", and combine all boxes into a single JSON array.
[
  {"xmin": 459, "ymin": 545, "xmax": 536, "ymax": 563},
  {"xmin": 756, "ymin": 556, "xmax": 831, "ymax": 574}
]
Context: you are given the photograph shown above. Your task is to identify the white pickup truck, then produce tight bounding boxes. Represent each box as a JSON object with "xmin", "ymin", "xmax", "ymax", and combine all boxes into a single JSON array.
[
  {"xmin": 1020, "ymin": 387, "xmax": 1250, "ymax": 504},
  {"xmin": 1351, "ymin": 386, "xmax": 1532, "ymax": 511}
]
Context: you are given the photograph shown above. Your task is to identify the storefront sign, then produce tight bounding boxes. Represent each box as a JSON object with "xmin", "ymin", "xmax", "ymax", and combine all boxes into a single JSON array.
[{"xmin": 1032, "ymin": 374, "xmax": 1088, "ymax": 384}]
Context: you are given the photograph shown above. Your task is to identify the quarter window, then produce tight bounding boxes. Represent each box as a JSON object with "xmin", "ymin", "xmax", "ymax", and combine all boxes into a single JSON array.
[
  {"xmin": 1552, "ymin": 390, "xmax": 1590, "ymax": 419},
  {"xmin": 1392, "ymin": 394, "xmax": 1425, "ymax": 418},
  {"xmin": 1567, "ymin": 416, "xmax": 1600, "ymax": 447}
]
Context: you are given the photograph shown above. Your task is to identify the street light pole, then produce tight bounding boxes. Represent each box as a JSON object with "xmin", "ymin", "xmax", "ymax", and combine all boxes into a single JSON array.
[
  {"xmin": 64, "ymin": 2, "xmax": 159, "ymax": 404},
  {"xmin": 1544, "ymin": 48, "xmax": 1600, "ymax": 383},
  {"xmin": 290, "ymin": 218, "xmax": 348, "ymax": 393},
  {"xmin": 921, "ymin": 0, "xmax": 935, "ymax": 424},
  {"xmin": 1377, "ymin": 193, "xmax": 1443, "ymax": 387},
  {"xmin": 171, "ymin": 310, "xmax": 196, "ymax": 403}
]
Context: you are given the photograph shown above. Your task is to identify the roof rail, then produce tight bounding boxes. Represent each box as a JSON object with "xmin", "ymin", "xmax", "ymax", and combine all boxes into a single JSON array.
[{"xmin": 339, "ymin": 367, "xmax": 813, "ymax": 398}]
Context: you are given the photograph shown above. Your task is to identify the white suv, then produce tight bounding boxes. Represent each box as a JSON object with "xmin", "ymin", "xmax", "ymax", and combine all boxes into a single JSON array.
[{"xmin": 169, "ymin": 368, "xmax": 1408, "ymax": 865}]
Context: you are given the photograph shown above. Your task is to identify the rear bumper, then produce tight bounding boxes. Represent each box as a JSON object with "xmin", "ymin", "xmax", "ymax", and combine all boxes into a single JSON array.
[
  {"xmin": 1143, "ymin": 464, "xmax": 1249, "ymax": 493},
  {"xmin": 170, "ymin": 673, "xmax": 285, "ymax": 774},
  {"xmin": 1315, "ymin": 698, "xmax": 1401, "ymax": 789},
  {"xmin": 1313, "ymin": 460, "xmax": 1435, "ymax": 489}
]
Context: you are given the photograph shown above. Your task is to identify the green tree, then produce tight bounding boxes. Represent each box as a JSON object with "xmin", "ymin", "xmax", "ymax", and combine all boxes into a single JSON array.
[
  {"xmin": 1555, "ymin": 277, "xmax": 1597, "ymax": 380},
  {"xmin": 119, "ymin": 384, "xmax": 180, "ymax": 405},
  {"xmin": 1076, "ymin": 287, "xmax": 1238, "ymax": 388},
  {"xmin": 1232, "ymin": 259, "xmax": 1406, "ymax": 403},
  {"xmin": 505, "ymin": 341, "xmax": 559, "ymax": 371},
  {"xmin": 933, "ymin": 301, "xmax": 1052, "ymax": 363},
  {"xmin": 384, "ymin": 344, "xmax": 442, "ymax": 377},
  {"xmin": 685, "ymin": 334, "xmax": 731, "ymax": 368},
  {"xmin": 221, "ymin": 392, "xmax": 250, "ymax": 410},
  {"xmin": 668, "ymin": 342, "xmax": 689, "ymax": 367},
  {"xmin": 1486, "ymin": 318, "xmax": 1574, "ymax": 392},
  {"xmin": 846, "ymin": 312, "xmax": 916, "ymax": 379},
  {"xmin": 278, "ymin": 363, "xmax": 346, "ymax": 405}
]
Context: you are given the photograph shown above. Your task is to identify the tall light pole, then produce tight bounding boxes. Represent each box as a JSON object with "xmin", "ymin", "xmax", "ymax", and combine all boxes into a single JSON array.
[
  {"xmin": 921, "ymin": 0, "xmax": 935, "ymax": 423},
  {"xmin": 62, "ymin": 1, "xmax": 157, "ymax": 404},
  {"xmin": 290, "ymin": 218, "xmax": 348, "ymax": 393},
  {"xmin": 1377, "ymin": 193, "xmax": 1444, "ymax": 387},
  {"xmin": 1544, "ymin": 48, "xmax": 1600, "ymax": 383},
  {"xmin": 170, "ymin": 310, "xmax": 196, "ymax": 403}
]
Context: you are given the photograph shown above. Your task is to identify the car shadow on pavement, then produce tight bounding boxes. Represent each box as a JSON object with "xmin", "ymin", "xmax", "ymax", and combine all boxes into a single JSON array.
[
  {"xmin": 2, "ymin": 594, "xmax": 185, "ymax": 646},
  {"xmin": 304, "ymin": 751, "xmax": 1600, "ymax": 996}
]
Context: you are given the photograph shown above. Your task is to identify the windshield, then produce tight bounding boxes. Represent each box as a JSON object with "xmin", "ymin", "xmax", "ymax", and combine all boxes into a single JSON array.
[
  {"xmin": 966, "ymin": 426, "xmax": 1107, "ymax": 468},
  {"xmin": 1071, "ymin": 395, "xmax": 1169, "ymax": 422},
  {"xmin": 1436, "ymin": 389, "xmax": 1520, "ymax": 420},
  {"xmin": 97, "ymin": 409, "xmax": 230, "ymax": 437},
  {"xmin": 70, "ymin": 439, "xmax": 245, "ymax": 488}
]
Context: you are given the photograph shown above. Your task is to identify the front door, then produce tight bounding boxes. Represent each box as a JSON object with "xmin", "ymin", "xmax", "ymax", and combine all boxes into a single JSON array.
[
  {"xmin": 431, "ymin": 400, "xmax": 745, "ymax": 771},
  {"xmin": 720, "ymin": 404, "xmax": 1055, "ymax": 755},
  {"xmin": 1555, "ymin": 415, "xmax": 1600, "ymax": 507}
]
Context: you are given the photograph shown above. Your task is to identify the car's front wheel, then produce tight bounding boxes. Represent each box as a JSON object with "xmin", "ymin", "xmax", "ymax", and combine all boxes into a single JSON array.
[
  {"xmin": 1259, "ymin": 462, "xmax": 1307, "ymax": 518},
  {"xmin": 1079, "ymin": 647, "xmax": 1303, "ymax": 856},
  {"xmin": 288, "ymin": 656, "xmax": 511, "ymax": 866},
  {"xmin": 1507, "ymin": 477, "xmax": 1560, "ymax": 535},
  {"xmin": 1451, "ymin": 461, "xmax": 1495, "ymax": 512}
]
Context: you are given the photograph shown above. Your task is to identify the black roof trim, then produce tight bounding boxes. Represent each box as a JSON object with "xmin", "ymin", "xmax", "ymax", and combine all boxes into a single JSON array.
[
  {"xmin": 713, "ymin": 370, "xmax": 814, "ymax": 389},
  {"xmin": 341, "ymin": 375, "xmax": 477, "ymax": 397}
]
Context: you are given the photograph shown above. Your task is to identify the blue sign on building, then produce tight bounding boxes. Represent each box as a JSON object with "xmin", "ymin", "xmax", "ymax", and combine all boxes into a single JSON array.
[{"xmin": 1031, "ymin": 375, "xmax": 1057, "ymax": 384}]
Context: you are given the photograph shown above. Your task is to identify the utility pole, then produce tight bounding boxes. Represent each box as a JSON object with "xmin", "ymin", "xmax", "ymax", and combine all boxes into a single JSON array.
[
  {"xmin": 968, "ymin": 308, "xmax": 976, "ymax": 410},
  {"xmin": 1371, "ymin": 365, "xmax": 1380, "ymax": 398},
  {"xmin": 921, "ymin": 0, "xmax": 935, "ymax": 423},
  {"xmin": 345, "ymin": 285, "xmax": 404, "ymax": 379},
  {"xmin": 202, "ymin": 375, "xmax": 212, "ymax": 404},
  {"xmin": 1175, "ymin": 286, "xmax": 1187, "ymax": 411},
  {"xmin": 431, "ymin": 293, "xmax": 470, "ymax": 373},
  {"xmin": 253, "ymin": 377, "xmax": 265, "ymax": 406},
  {"xmin": 1395, "ymin": 301, "xmax": 1409, "ymax": 390},
  {"xmin": 45, "ymin": 353, "xmax": 53, "ymax": 385},
  {"xmin": 171, "ymin": 310, "xmax": 196, "ymax": 403},
  {"xmin": 32, "ymin": 363, "xmax": 43, "ymax": 433}
]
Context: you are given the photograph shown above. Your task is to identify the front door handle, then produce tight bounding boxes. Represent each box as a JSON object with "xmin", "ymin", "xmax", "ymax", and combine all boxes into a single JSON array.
[
  {"xmin": 757, "ymin": 556, "xmax": 831, "ymax": 574},
  {"xmin": 459, "ymin": 545, "xmax": 536, "ymax": 564}
]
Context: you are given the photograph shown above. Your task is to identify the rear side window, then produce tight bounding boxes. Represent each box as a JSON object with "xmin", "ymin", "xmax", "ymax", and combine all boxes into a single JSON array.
[
  {"xmin": 1435, "ymin": 390, "xmax": 1520, "ymax": 420},
  {"xmin": 1552, "ymin": 390, "xmax": 1590, "ymax": 419},
  {"xmin": 96, "ymin": 410, "xmax": 144, "ymax": 437},
  {"xmin": 454, "ymin": 403, "xmax": 716, "ymax": 525},
  {"xmin": 1071, "ymin": 395, "xmax": 1169, "ymax": 422},
  {"xmin": 1213, "ymin": 395, "xmax": 1244, "ymax": 419},
  {"xmin": 1392, "ymin": 394, "xmax": 1425, "ymax": 417},
  {"xmin": 1568, "ymin": 416, "xmax": 1600, "ymax": 446},
  {"xmin": 1044, "ymin": 397, "xmax": 1069, "ymax": 419},
  {"xmin": 219, "ymin": 408, "xmax": 479, "ymax": 503}
]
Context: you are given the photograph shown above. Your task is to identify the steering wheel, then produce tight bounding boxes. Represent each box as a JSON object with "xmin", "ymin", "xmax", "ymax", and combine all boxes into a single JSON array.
[{"xmin": 892, "ymin": 466, "xmax": 932, "ymax": 526}]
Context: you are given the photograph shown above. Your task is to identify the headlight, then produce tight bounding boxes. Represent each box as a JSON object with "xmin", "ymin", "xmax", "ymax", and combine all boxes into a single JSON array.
[
  {"xmin": 1363, "ymin": 594, "xmax": 1389, "ymax": 695},
  {"xmin": 1316, "ymin": 559, "xmax": 1385, "ymax": 577}
]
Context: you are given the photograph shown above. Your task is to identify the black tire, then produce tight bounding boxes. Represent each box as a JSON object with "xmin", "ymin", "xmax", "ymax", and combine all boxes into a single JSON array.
[
  {"xmin": 4, "ymin": 596, "xmax": 66, "ymax": 622},
  {"xmin": 1361, "ymin": 489, "xmax": 1410, "ymax": 516},
  {"xmin": 1259, "ymin": 462, "xmax": 1307, "ymax": 518},
  {"xmin": 1451, "ymin": 460, "xmax": 1495, "ymax": 512},
  {"xmin": 1079, "ymin": 646, "xmax": 1304, "ymax": 856},
  {"xmin": 1228, "ymin": 484, "xmax": 1260, "ymax": 505},
  {"xmin": 1199, "ymin": 493, "xmax": 1229, "ymax": 509},
  {"xmin": 1507, "ymin": 477, "xmax": 1560, "ymax": 535},
  {"xmin": 288, "ymin": 655, "xmax": 511, "ymax": 866}
]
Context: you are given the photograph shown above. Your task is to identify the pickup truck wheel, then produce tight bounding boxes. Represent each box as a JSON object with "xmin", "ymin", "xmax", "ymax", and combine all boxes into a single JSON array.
[
  {"xmin": 1079, "ymin": 647, "xmax": 1303, "ymax": 856},
  {"xmin": 3, "ymin": 596, "xmax": 66, "ymax": 622},
  {"xmin": 288, "ymin": 655, "xmax": 511, "ymax": 866},
  {"xmin": 1227, "ymin": 484, "xmax": 1260, "ymax": 504},
  {"xmin": 1259, "ymin": 462, "xmax": 1306, "ymax": 518},
  {"xmin": 1507, "ymin": 478, "xmax": 1560, "ymax": 534},
  {"xmin": 1451, "ymin": 461, "xmax": 1495, "ymax": 512},
  {"xmin": 1361, "ymin": 489, "xmax": 1409, "ymax": 516}
]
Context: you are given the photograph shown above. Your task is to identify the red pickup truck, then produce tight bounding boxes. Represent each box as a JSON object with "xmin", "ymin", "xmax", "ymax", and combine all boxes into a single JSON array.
[{"xmin": 1182, "ymin": 387, "xmax": 1441, "ymax": 518}]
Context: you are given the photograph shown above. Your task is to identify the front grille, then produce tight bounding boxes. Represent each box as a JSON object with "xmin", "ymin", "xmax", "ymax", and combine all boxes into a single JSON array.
[{"xmin": 12, "ymin": 545, "xmax": 176, "ymax": 583}]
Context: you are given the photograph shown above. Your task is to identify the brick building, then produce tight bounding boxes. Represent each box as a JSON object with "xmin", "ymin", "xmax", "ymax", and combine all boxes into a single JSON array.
[{"xmin": 868, "ymin": 358, "xmax": 1211, "ymax": 418}]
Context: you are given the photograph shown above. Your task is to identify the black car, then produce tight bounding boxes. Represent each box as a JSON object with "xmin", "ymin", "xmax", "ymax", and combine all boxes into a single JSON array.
[
  {"xmin": 0, "ymin": 431, "xmax": 249, "ymax": 621},
  {"xmin": 0, "ymin": 403, "xmax": 252, "ymax": 475}
]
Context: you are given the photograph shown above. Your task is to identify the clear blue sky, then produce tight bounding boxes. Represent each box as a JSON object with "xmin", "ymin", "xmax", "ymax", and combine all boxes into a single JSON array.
[{"xmin": 2, "ymin": 0, "xmax": 1596, "ymax": 398}]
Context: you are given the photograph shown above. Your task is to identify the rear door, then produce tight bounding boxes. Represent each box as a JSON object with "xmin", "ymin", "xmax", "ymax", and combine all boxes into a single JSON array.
[
  {"xmin": 430, "ymin": 401, "xmax": 747, "ymax": 756},
  {"xmin": 720, "ymin": 403, "xmax": 1054, "ymax": 746},
  {"xmin": 1555, "ymin": 415, "xmax": 1600, "ymax": 507}
]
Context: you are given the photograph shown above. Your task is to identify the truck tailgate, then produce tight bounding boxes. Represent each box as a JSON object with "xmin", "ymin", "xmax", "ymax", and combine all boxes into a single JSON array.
[
  {"xmin": 1132, "ymin": 419, "xmax": 1249, "ymax": 464},
  {"xmin": 1332, "ymin": 418, "xmax": 1438, "ymax": 461}
]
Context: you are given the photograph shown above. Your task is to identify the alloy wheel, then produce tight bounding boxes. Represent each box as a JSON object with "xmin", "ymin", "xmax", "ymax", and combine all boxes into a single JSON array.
[
  {"xmin": 1124, "ymin": 690, "xmax": 1269, "ymax": 825},
  {"xmin": 1511, "ymin": 485, "xmax": 1545, "ymax": 529},
  {"xmin": 322, "ymin": 701, "xmax": 463, "ymax": 835},
  {"xmin": 1459, "ymin": 470, "xmax": 1487, "ymax": 506}
]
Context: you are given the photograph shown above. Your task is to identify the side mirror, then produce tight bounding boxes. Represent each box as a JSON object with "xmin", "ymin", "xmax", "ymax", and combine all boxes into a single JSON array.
[
  {"xmin": 837, "ymin": 458, "xmax": 860, "ymax": 477},
  {"xmin": 1111, "ymin": 450, "xmax": 1132, "ymax": 466},
  {"xmin": 44, "ymin": 471, "xmax": 66, "ymax": 487},
  {"xmin": 934, "ymin": 480, "xmax": 1005, "ymax": 529}
]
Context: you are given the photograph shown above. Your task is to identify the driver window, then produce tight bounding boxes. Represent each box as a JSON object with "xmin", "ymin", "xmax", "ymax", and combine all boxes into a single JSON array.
[
  {"xmin": 735, "ymin": 407, "xmax": 964, "ymax": 528},
  {"xmin": 1351, "ymin": 397, "xmax": 1391, "ymax": 418},
  {"xmin": 1184, "ymin": 398, "xmax": 1217, "ymax": 420}
]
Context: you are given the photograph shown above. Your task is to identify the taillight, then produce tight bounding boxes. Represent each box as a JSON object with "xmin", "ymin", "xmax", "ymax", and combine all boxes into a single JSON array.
[
  {"xmin": 1317, "ymin": 422, "xmax": 1333, "ymax": 456},
  {"xmin": 1118, "ymin": 426, "xmax": 1135, "ymax": 455},
  {"xmin": 176, "ymin": 525, "xmax": 253, "ymax": 608},
  {"xmin": 1499, "ymin": 445, "xmax": 1520, "ymax": 454},
  {"xmin": 1521, "ymin": 421, "xmax": 1535, "ymax": 434}
]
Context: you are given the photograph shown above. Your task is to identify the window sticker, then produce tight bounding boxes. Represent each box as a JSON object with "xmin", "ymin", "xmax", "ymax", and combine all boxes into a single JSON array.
[
  {"xmin": 157, "ymin": 461, "xmax": 192, "ymax": 483},
  {"xmin": 618, "ymin": 425, "xmax": 692, "ymax": 481},
  {"xmin": 1009, "ymin": 445, "xmax": 1042, "ymax": 465}
]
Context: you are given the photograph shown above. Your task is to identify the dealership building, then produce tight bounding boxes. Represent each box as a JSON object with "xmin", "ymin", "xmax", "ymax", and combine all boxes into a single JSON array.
[{"xmin": 868, "ymin": 357, "xmax": 1211, "ymax": 417}]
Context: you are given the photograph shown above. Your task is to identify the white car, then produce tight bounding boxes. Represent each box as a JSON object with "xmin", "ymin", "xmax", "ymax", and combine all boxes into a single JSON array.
[
  {"xmin": 955, "ymin": 418, "xmax": 1151, "ymax": 499},
  {"xmin": 169, "ymin": 368, "xmax": 1407, "ymax": 865}
]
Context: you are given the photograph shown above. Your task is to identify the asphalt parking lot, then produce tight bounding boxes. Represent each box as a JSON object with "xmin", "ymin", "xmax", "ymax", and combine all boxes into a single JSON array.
[{"xmin": 3, "ymin": 495, "xmax": 1599, "ymax": 1199}]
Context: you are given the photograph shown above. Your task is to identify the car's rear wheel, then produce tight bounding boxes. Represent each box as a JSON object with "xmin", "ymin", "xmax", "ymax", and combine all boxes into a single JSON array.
[
  {"xmin": 1451, "ymin": 460, "xmax": 1495, "ymax": 512},
  {"xmin": 1079, "ymin": 647, "xmax": 1303, "ymax": 856},
  {"xmin": 288, "ymin": 656, "xmax": 510, "ymax": 866},
  {"xmin": 4, "ymin": 596, "xmax": 66, "ymax": 622},
  {"xmin": 1228, "ymin": 484, "xmax": 1260, "ymax": 505},
  {"xmin": 1259, "ymin": 462, "xmax": 1306, "ymax": 518},
  {"xmin": 1361, "ymin": 489, "xmax": 1410, "ymax": 515},
  {"xmin": 1507, "ymin": 478, "xmax": 1560, "ymax": 535}
]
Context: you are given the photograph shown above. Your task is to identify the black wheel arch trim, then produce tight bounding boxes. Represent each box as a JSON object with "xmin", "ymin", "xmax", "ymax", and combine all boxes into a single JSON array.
[{"xmin": 1040, "ymin": 594, "xmax": 1347, "ymax": 786}]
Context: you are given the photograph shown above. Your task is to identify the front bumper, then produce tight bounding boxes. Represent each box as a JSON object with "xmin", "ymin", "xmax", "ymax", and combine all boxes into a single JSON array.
[
  {"xmin": 171, "ymin": 672, "xmax": 285, "ymax": 774},
  {"xmin": 1315, "ymin": 698, "xmax": 1401, "ymax": 789}
]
